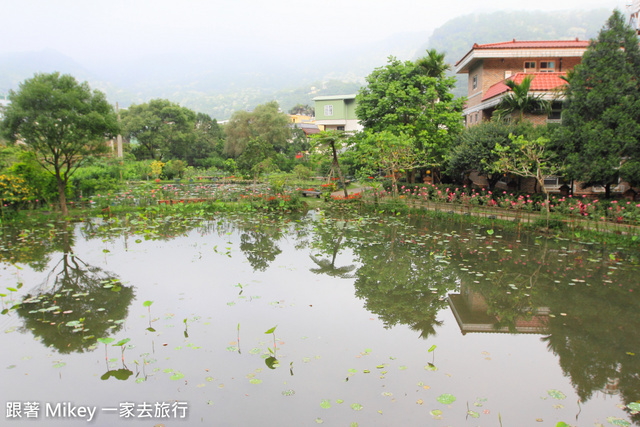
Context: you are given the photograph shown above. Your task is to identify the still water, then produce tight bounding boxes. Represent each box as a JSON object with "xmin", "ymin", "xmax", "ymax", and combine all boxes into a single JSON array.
[{"xmin": 0, "ymin": 209, "xmax": 639, "ymax": 426}]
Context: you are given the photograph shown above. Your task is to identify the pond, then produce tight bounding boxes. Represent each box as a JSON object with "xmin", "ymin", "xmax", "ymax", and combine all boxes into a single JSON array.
[{"xmin": 1, "ymin": 208, "xmax": 639, "ymax": 426}]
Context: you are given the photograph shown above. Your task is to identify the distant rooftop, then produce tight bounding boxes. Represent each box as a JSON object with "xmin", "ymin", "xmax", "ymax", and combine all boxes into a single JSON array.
[
  {"xmin": 470, "ymin": 39, "xmax": 590, "ymax": 51},
  {"xmin": 312, "ymin": 94, "xmax": 357, "ymax": 101}
]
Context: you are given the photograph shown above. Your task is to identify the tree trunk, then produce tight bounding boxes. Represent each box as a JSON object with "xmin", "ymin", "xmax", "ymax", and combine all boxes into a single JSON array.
[
  {"xmin": 331, "ymin": 142, "xmax": 348, "ymax": 198},
  {"xmin": 536, "ymin": 171, "xmax": 550, "ymax": 229},
  {"xmin": 57, "ymin": 176, "xmax": 68, "ymax": 216}
]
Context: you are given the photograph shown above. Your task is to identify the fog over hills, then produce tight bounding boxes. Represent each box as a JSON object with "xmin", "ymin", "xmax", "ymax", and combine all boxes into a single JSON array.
[{"xmin": 0, "ymin": 8, "xmax": 618, "ymax": 119}]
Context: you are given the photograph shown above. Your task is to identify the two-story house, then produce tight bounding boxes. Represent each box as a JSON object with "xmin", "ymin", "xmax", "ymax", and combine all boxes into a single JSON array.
[
  {"xmin": 454, "ymin": 39, "xmax": 590, "ymax": 126},
  {"xmin": 454, "ymin": 38, "xmax": 638, "ymax": 198},
  {"xmin": 313, "ymin": 94, "xmax": 363, "ymax": 132}
]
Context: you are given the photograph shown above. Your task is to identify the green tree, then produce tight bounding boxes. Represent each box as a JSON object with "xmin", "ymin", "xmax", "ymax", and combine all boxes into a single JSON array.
[
  {"xmin": 288, "ymin": 104, "xmax": 315, "ymax": 116},
  {"xmin": 489, "ymin": 134, "xmax": 561, "ymax": 224},
  {"xmin": 355, "ymin": 130, "xmax": 428, "ymax": 197},
  {"xmin": 191, "ymin": 112, "xmax": 224, "ymax": 166},
  {"xmin": 356, "ymin": 54, "xmax": 465, "ymax": 180},
  {"xmin": 558, "ymin": 10, "xmax": 640, "ymax": 195},
  {"xmin": 223, "ymin": 101, "xmax": 291, "ymax": 158},
  {"xmin": 446, "ymin": 120, "xmax": 535, "ymax": 190},
  {"xmin": 236, "ymin": 138, "xmax": 277, "ymax": 180},
  {"xmin": 1, "ymin": 72, "xmax": 117, "ymax": 215},
  {"xmin": 494, "ymin": 76, "xmax": 551, "ymax": 122},
  {"xmin": 121, "ymin": 99, "xmax": 197, "ymax": 162}
]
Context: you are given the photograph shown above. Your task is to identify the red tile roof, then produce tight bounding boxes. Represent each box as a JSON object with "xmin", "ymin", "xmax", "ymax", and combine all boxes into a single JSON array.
[
  {"xmin": 456, "ymin": 39, "xmax": 589, "ymax": 67},
  {"xmin": 481, "ymin": 72, "xmax": 568, "ymax": 101},
  {"xmin": 473, "ymin": 39, "xmax": 590, "ymax": 50}
]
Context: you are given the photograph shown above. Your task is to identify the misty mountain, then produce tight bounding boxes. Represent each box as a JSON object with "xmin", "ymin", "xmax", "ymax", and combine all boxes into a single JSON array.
[
  {"xmin": 0, "ymin": 49, "xmax": 94, "ymax": 91},
  {"xmin": 0, "ymin": 8, "xmax": 616, "ymax": 119}
]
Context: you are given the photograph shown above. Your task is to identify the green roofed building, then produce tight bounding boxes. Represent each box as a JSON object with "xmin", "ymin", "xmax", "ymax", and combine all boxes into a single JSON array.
[{"xmin": 313, "ymin": 94, "xmax": 363, "ymax": 132}]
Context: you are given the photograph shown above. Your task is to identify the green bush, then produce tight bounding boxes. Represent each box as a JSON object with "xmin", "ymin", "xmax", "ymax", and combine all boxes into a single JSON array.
[
  {"xmin": 163, "ymin": 160, "xmax": 186, "ymax": 179},
  {"xmin": 293, "ymin": 164, "xmax": 312, "ymax": 180},
  {"xmin": 5, "ymin": 156, "xmax": 57, "ymax": 205}
]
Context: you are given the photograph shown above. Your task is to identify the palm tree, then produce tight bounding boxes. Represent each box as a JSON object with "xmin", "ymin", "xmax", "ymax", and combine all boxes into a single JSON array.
[
  {"xmin": 312, "ymin": 130, "xmax": 350, "ymax": 198},
  {"xmin": 416, "ymin": 49, "xmax": 451, "ymax": 78},
  {"xmin": 494, "ymin": 76, "xmax": 551, "ymax": 123}
]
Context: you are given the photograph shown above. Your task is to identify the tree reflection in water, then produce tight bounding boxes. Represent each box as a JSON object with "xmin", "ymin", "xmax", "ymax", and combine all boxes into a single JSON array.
[{"xmin": 14, "ymin": 226, "xmax": 134, "ymax": 354}]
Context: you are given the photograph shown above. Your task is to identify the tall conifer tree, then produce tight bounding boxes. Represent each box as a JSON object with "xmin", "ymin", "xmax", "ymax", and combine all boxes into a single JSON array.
[{"xmin": 559, "ymin": 10, "xmax": 640, "ymax": 196}]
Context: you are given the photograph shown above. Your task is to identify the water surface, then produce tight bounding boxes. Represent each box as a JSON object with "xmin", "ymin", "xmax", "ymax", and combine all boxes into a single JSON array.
[{"xmin": 1, "ymin": 210, "xmax": 639, "ymax": 426}]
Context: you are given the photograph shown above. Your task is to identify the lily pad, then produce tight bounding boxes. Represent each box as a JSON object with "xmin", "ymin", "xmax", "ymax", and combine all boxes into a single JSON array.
[
  {"xmin": 350, "ymin": 403, "xmax": 363, "ymax": 411},
  {"xmin": 437, "ymin": 393, "xmax": 456, "ymax": 405},
  {"xmin": 547, "ymin": 389, "xmax": 566, "ymax": 400},
  {"xmin": 606, "ymin": 417, "xmax": 630, "ymax": 426},
  {"xmin": 467, "ymin": 410, "xmax": 480, "ymax": 418},
  {"xmin": 320, "ymin": 399, "xmax": 331, "ymax": 409}
]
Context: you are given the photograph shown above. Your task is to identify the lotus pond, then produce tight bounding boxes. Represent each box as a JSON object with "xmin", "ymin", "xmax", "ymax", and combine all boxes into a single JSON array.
[{"xmin": 1, "ymin": 207, "xmax": 639, "ymax": 426}]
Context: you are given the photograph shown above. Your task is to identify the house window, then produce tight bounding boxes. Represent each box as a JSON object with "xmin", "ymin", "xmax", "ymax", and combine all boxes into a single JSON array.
[
  {"xmin": 336, "ymin": 126, "xmax": 345, "ymax": 131},
  {"xmin": 547, "ymin": 101, "xmax": 562, "ymax": 121},
  {"xmin": 544, "ymin": 176, "xmax": 567, "ymax": 188},
  {"xmin": 324, "ymin": 105, "xmax": 333, "ymax": 116},
  {"xmin": 540, "ymin": 61, "xmax": 555, "ymax": 72},
  {"xmin": 524, "ymin": 61, "xmax": 536, "ymax": 71},
  {"xmin": 472, "ymin": 75, "xmax": 478, "ymax": 90}
]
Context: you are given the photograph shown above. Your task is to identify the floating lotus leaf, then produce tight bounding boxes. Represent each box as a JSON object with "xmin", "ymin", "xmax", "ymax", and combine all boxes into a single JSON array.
[
  {"xmin": 606, "ymin": 417, "xmax": 630, "ymax": 427},
  {"xmin": 170, "ymin": 372, "xmax": 184, "ymax": 380},
  {"xmin": 547, "ymin": 389, "xmax": 566, "ymax": 400},
  {"xmin": 437, "ymin": 393, "xmax": 456, "ymax": 405}
]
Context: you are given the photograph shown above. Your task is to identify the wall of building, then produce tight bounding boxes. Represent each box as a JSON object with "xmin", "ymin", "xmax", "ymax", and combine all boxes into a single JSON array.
[
  {"xmin": 315, "ymin": 100, "xmax": 347, "ymax": 122},
  {"xmin": 343, "ymin": 98, "xmax": 358, "ymax": 121},
  {"xmin": 466, "ymin": 62, "xmax": 484, "ymax": 109}
]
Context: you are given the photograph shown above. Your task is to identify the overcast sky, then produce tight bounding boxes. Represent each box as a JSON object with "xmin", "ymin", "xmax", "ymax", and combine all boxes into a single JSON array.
[{"xmin": 1, "ymin": 0, "xmax": 625, "ymax": 64}]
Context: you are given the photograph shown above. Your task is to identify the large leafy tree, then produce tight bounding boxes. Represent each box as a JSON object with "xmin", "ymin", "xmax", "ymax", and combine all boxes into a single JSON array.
[
  {"xmin": 489, "ymin": 134, "xmax": 562, "ymax": 225},
  {"xmin": 121, "ymin": 99, "xmax": 197, "ymax": 162},
  {"xmin": 558, "ymin": 10, "xmax": 640, "ymax": 196},
  {"xmin": 1, "ymin": 72, "xmax": 117, "ymax": 215},
  {"xmin": 355, "ymin": 130, "xmax": 428, "ymax": 197},
  {"xmin": 446, "ymin": 120, "xmax": 536, "ymax": 189},
  {"xmin": 191, "ymin": 112, "xmax": 224, "ymax": 166},
  {"xmin": 223, "ymin": 101, "xmax": 291, "ymax": 158},
  {"xmin": 356, "ymin": 53, "xmax": 465, "ymax": 179}
]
